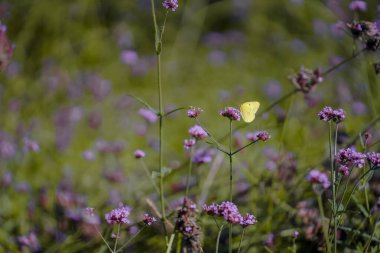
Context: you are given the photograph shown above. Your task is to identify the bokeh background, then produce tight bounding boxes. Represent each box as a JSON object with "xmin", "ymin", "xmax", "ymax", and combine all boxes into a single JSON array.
[{"xmin": 1, "ymin": 0, "xmax": 380, "ymax": 252}]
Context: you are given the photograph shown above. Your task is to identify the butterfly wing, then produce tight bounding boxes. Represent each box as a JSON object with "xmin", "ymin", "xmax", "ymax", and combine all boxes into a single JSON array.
[{"xmin": 240, "ymin": 101, "xmax": 260, "ymax": 123}]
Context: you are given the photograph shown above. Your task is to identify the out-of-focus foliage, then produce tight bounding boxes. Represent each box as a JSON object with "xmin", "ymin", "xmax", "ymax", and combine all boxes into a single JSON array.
[{"xmin": 0, "ymin": 0, "xmax": 380, "ymax": 252}]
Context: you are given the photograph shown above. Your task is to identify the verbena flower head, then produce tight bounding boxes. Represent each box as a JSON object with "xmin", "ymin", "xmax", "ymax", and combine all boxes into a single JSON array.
[
  {"xmin": 306, "ymin": 169, "xmax": 331, "ymax": 189},
  {"xmin": 291, "ymin": 66, "xmax": 323, "ymax": 93},
  {"xmin": 317, "ymin": 106, "xmax": 345, "ymax": 123},
  {"xmin": 138, "ymin": 108, "xmax": 158, "ymax": 123},
  {"xmin": 163, "ymin": 0, "xmax": 178, "ymax": 11},
  {"xmin": 143, "ymin": 214, "xmax": 157, "ymax": 226},
  {"xmin": 246, "ymin": 130, "xmax": 271, "ymax": 142},
  {"xmin": 220, "ymin": 107, "xmax": 241, "ymax": 121},
  {"xmin": 105, "ymin": 204, "xmax": 131, "ymax": 225},
  {"xmin": 187, "ymin": 106, "xmax": 203, "ymax": 118},
  {"xmin": 349, "ymin": 1, "xmax": 367, "ymax": 11},
  {"xmin": 339, "ymin": 165, "xmax": 350, "ymax": 176},
  {"xmin": 183, "ymin": 138, "xmax": 196, "ymax": 150},
  {"xmin": 134, "ymin": 149, "xmax": 145, "ymax": 159},
  {"xmin": 336, "ymin": 148, "xmax": 366, "ymax": 169},
  {"xmin": 188, "ymin": 125, "xmax": 208, "ymax": 140},
  {"xmin": 367, "ymin": 152, "xmax": 380, "ymax": 168},
  {"xmin": 240, "ymin": 213, "xmax": 257, "ymax": 227}
]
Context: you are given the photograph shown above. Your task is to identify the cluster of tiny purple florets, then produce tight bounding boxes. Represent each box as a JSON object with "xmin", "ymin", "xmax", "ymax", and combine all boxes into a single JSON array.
[
  {"xmin": 105, "ymin": 205, "xmax": 131, "ymax": 225},
  {"xmin": 246, "ymin": 130, "xmax": 271, "ymax": 142},
  {"xmin": 220, "ymin": 107, "xmax": 241, "ymax": 121},
  {"xmin": 183, "ymin": 138, "xmax": 196, "ymax": 150},
  {"xmin": 187, "ymin": 106, "xmax": 203, "ymax": 118},
  {"xmin": 349, "ymin": 0, "xmax": 367, "ymax": 11},
  {"xmin": 367, "ymin": 152, "xmax": 380, "ymax": 168},
  {"xmin": 317, "ymin": 106, "xmax": 345, "ymax": 123},
  {"xmin": 306, "ymin": 169, "xmax": 331, "ymax": 189},
  {"xmin": 188, "ymin": 125, "xmax": 208, "ymax": 140},
  {"xmin": 143, "ymin": 214, "xmax": 157, "ymax": 226},
  {"xmin": 203, "ymin": 201, "xmax": 257, "ymax": 227},
  {"xmin": 162, "ymin": 0, "xmax": 178, "ymax": 11},
  {"xmin": 336, "ymin": 148, "xmax": 366, "ymax": 170}
]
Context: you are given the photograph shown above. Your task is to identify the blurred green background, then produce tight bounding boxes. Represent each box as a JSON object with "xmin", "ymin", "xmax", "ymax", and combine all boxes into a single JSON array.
[{"xmin": 1, "ymin": 0, "xmax": 380, "ymax": 252}]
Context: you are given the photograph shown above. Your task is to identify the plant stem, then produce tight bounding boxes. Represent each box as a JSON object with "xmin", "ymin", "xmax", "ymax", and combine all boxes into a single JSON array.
[
  {"xmin": 185, "ymin": 146, "xmax": 194, "ymax": 197},
  {"xmin": 329, "ymin": 122, "xmax": 337, "ymax": 253},
  {"xmin": 317, "ymin": 193, "xmax": 332, "ymax": 253},
  {"xmin": 215, "ymin": 224, "xmax": 226, "ymax": 253},
  {"xmin": 237, "ymin": 228, "xmax": 246, "ymax": 253},
  {"xmin": 176, "ymin": 233, "xmax": 182, "ymax": 253},
  {"xmin": 321, "ymin": 49, "xmax": 364, "ymax": 77},
  {"xmin": 166, "ymin": 233, "xmax": 175, "ymax": 253},
  {"xmin": 113, "ymin": 224, "xmax": 120, "ymax": 252},
  {"xmin": 229, "ymin": 119, "xmax": 233, "ymax": 253},
  {"xmin": 115, "ymin": 227, "xmax": 145, "ymax": 253}
]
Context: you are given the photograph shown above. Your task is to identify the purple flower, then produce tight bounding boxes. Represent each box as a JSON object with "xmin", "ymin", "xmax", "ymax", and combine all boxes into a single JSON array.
[
  {"xmin": 192, "ymin": 148, "xmax": 214, "ymax": 164},
  {"xmin": 220, "ymin": 107, "xmax": 241, "ymax": 121},
  {"xmin": 349, "ymin": 1, "xmax": 367, "ymax": 11},
  {"xmin": 291, "ymin": 67, "xmax": 323, "ymax": 93},
  {"xmin": 306, "ymin": 169, "xmax": 331, "ymax": 189},
  {"xmin": 139, "ymin": 108, "xmax": 158, "ymax": 124},
  {"xmin": 105, "ymin": 204, "xmax": 131, "ymax": 225},
  {"xmin": 23, "ymin": 138, "xmax": 40, "ymax": 153},
  {"xmin": 367, "ymin": 152, "xmax": 380, "ymax": 168},
  {"xmin": 17, "ymin": 232, "xmax": 40, "ymax": 252},
  {"xmin": 134, "ymin": 149, "xmax": 146, "ymax": 159},
  {"xmin": 187, "ymin": 106, "xmax": 203, "ymax": 118},
  {"xmin": 317, "ymin": 106, "xmax": 345, "ymax": 123},
  {"xmin": 120, "ymin": 50, "xmax": 138, "ymax": 65},
  {"xmin": 240, "ymin": 213, "xmax": 257, "ymax": 227},
  {"xmin": 293, "ymin": 230, "xmax": 300, "ymax": 239},
  {"xmin": 82, "ymin": 207, "xmax": 100, "ymax": 225},
  {"xmin": 162, "ymin": 0, "xmax": 178, "ymax": 11},
  {"xmin": 142, "ymin": 213, "xmax": 157, "ymax": 226},
  {"xmin": 82, "ymin": 150, "xmax": 96, "ymax": 161},
  {"xmin": 246, "ymin": 130, "xmax": 270, "ymax": 142},
  {"xmin": 188, "ymin": 125, "xmax": 208, "ymax": 140},
  {"xmin": 0, "ymin": 24, "xmax": 14, "ymax": 71},
  {"xmin": 336, "ymin": 148, "xmax": 366, "ymax": 169},
  {"xmin": 339, "ymin": 165, "xmax": 350, "ymax": 176},
  {"xmin": 183, "ymin": 138, "xmax": 196, "ymax": 150}
]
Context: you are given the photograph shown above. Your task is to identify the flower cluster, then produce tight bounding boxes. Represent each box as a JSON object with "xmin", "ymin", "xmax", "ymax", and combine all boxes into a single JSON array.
[
  {"xmin": 192, "ymin": 147, "xmax": 215, "ymax": 164},
  {"xmin": 187, "ymin": 106, "xmax": 203, "ymax": 118},
  {"xmin": 246, "ymin": 130, "xmax": 271, "ymax": 142},
  {"xmin": 336, "ymin": 148, "xmax": 366, "ymax": 170},
  {"xmin": 188, "ymin": 125, "xmax": 208, "ymax": 140},
  {"xmin": 306, "ymin": 169, "xmax": 331, "ymax": 189},
  {"xmin": 203, "ymin": 201, "xmax": 257, "ymax": 227},
  {"xmin": 105, "ymin": 204, "xmax": 131, "ymax": 225},
  {"xmin": 142, "ymin": 214, "xmax": 157, "ymax": 226},
  {"xmin": 291, "ymin": 67, "xmax": 323, "ymax": 94},
  {"xmin": 346, "ymin": 20, "xmax": 380, "ymax": 52},
  {"xmin": 317, "ymin": 106, "xmax": 345, "ymax": 123},
  {"xmin": 220, "ymin": 107, "xmax": 241, "ymax": 121},
  {"xmin": 367, "ymin": 152, "xmax": 380, "ymax": 168},
  {"xmin": 183, "ymin": 138, "xmax": 196, "ymax": 150},
  {"xmin": 162, "ymin": 0, "xmax": 178, "ymax": 11},
  {"xmin": 349, "ymin": 1, "xmax": 367, "ymax": 12}
]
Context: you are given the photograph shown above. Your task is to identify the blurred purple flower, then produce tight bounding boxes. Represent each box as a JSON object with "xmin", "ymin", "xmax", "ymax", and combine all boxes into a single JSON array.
[
  {"xmin": 192, "ymin": 147, "xmax": 215, "ymax": 164},
  {"xmin": 17, "ymin": 232, "xmax": 40, "ymax": 252},
  {"xmin": 306, "ymin": 169, "xmax": 331, "ymax": 189},
  {"xmin": 246, "ymin": 130, "xmax": 271, "ymax": 142},
  {"xmin": 349, "ymin": 1, "xmax": 367, "ymax": 11},
  {"xmin": 264, "ymin": 80, "xmax": 282, "ymax": 100},
  {"xmin": 134, "ymin": 149, "xmax": 145, "ymax": 159},
  {"xmin": 264, "ymin": 233, "xmax": 275, "ymax": 248},
  {"xmin": 339, "ymin": 165, "xmax": 350, "ymax": 176},
  {"xmin": 82, "ymin": 208, "xmax": 100, "ymax": 225},
  {"xmin": 23, "ymin": 138, "xmax": 40, "ymax": 153},
  {"xmin": 317, "ymin": 106, "xmax": 345, "ymax": 123},
  {"xmin": 87, "ymin": 110, "xmax": 102, "ymax": 129},
  {"xmin": 351, "ymin": 101, "xmax": 367, "ymax": 116},
  {"xmin": 208, "ymin": 50, "xmax": 227, "ymax": 66},
  {"xmin": 96, "ymin": 140, "xmax": 124, "ymax": 155},
  {"xmin": 138, "ymin": 108, "xmax": 158, "ymax": 123},
  {"xmin": 120, "ymin": 50, "xmax": 138, "ymax": 65},
  {"xmin": 163, "ymin": 0, "xmax": 178, "ymax": 11},
  {"xmin": 188, "ymin": 125, "xmax": 208, "ymax": 140},
  {"xmin": 82, "ymin": 150, "xmax": 96, "ymax": 161},
  {"xmin": 143, "ymin": 213, "xmax": 157, "ymax": 226},
  {"xmin": 183, "ymin": 138, "xmax": 196, "ymax": 150},
  {"xmin": 187, "ymin": 106, "xmax": 203, "ymax": 118},
  {"xmin": 367, "ymin": 152, "xmax": 380, "ymax": 167}
]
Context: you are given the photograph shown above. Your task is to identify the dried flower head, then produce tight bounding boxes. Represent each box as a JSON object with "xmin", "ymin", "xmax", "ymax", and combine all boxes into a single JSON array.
[
  {"xmin": 220, "ymin": 107, "xmax": 241, "ymax": 121},
  {"xmin": 143, "ymin": 213, "xmax": 157, "ymax": 226},
  {"xmin": 291, "ymin": 67, "xmax": 323, "ymax": 93},
  {"xmin": 162, "ymin": 0, "xmax": 178, "ymax": 11}
]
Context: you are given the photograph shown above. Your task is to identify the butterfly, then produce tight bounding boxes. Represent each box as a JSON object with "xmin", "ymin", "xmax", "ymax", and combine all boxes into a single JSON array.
[{"xmin": 239, "ymin": 101, "xmax": 260, "ymax": 123}]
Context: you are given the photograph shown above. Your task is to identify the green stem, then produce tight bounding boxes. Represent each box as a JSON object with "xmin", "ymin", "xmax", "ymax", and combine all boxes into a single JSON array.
[
  {"xmin": 215, "ymin": 224, "xmax": 226, "ymax": 253},
  {"xmin": 229, "ymin": 119, "xmax": 233, "ymax": 253},
  {"xmin": 185, "ymin": 146, "xmax": 194, "ymax": 197},
  {"xmin": 317, "ymin": 193, "xmax": 332, "ymax": 253},
  {"xmin": 166, "ymin": 234, "xmax": 175, "ymax": 253},
  {"xmin": 115, "ymin": 227, "xmax": 145, "ymax": 253},
  {"xmin": 231, "ymin": 140, "xmax": 258, "ymax": 156},
  {"xmin": 94, "ymin": 225, "xmax": 114, "ymax": 253},
  {"xmin": 113, "ymin": 224, "xmax": 121, "ymax": 252},
  {"xmin": 176, "ymin": 233, "xmax": 182, "ymax": 253},
  {"xmin": 237, "ymin": 228, "xmax": 246, "ymax": 253},
  {"xmin": 328, "ymin": 122, "xmax": 337, "ymax": 253}
]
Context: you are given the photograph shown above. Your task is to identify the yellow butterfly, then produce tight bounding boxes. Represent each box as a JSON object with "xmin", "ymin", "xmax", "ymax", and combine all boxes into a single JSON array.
[{"xmin": 239, "ymin": 101, "xmax": 260, "ymax": 123}]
